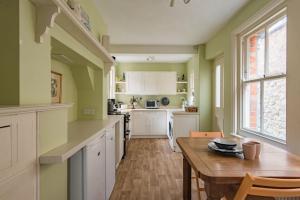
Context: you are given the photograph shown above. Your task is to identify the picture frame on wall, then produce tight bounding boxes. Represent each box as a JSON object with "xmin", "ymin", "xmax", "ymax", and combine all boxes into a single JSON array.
[{"xmin": 51, "ymin": 71, "xmax": 62, "ymax": 103}]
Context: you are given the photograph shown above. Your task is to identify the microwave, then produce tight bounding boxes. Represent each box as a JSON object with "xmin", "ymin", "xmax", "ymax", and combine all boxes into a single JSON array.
[{"xmin": 145, "ymin": 100, "xmax": 159, "ymax": 109}]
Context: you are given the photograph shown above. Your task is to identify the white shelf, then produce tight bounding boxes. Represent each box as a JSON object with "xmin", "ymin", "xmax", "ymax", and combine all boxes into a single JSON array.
[
  {"xmin": 30, "ymin": 0, "xmax": 115, "ymax": 72},
  {"xmin": 115, "ymin": 92, "xmax": 127, "ymax": 95},
  {"xmin": 176, "ymin": 92, "xmax": 188, "ymax": 95},
  {"xmin": 176, "ymin": 81, "xmax": 188, "ymax": 84}
]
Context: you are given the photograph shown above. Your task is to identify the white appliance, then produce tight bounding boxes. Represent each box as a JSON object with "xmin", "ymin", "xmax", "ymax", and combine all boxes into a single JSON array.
[
  {"xmin": 145, "ymin": 99, "xmax": 159, "ymax": 109},
  {"xmin": 167, "ymin": 111, "xmax": 174, "ymax": 150},
  {"xmin": 169, "ymin": 112, "xmax": 199, "ymax": 152},
  {"xmin": 83, "ymin": 133, "xmax": 106, "ymax": 200}
]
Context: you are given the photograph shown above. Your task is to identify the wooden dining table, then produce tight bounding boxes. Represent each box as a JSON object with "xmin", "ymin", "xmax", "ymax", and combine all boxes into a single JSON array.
[{"xmin": 176, "ymin": 137, "xmax": 300, "ymax": 200}]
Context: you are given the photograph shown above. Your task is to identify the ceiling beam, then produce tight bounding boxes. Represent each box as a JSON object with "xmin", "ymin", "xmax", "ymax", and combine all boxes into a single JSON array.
[{"xmin": 110, "ymin": 45, "xmax": 198, "ymax": 54}]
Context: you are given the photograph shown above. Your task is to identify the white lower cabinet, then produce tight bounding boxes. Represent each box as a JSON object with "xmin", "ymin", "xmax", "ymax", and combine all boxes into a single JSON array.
[
  {"xmin": 70, "ymin": 124, "xmax": 117, "ymax": 200},
  {"xmin": 84, "ymin": 133, "xmax": 106, "ymax": 200},
  {"xmin": 0, "ymin": 113, "xmax": 37, "ymax": 200},
  {"xmin": 132, "ymin": 111, "xmax": 167, "ymax": 136},
  {"xmin": 105, "ymin": 125, "xmax": 116, "ymax": 200},
  {"xmin": 173, "ymin": 114, "xmax": 199, "ymax": 152}
]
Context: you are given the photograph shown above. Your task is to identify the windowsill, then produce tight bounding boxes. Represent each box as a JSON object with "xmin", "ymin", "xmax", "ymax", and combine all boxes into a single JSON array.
[{"xmin": 231, "ymin": 129, "xmax": 287, "ymax": 150}]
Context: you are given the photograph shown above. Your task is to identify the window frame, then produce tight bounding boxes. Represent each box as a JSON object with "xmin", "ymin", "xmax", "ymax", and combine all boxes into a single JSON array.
[
  {"xmin": 214, "ymin": 56, "xmax": 224, "ymax": 109},
  {"xmin": 237, "ymin": 8, "xmax": 287, "ymax": 144}
]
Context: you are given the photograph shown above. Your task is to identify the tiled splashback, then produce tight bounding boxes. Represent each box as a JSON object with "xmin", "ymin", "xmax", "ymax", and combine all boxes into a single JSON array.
[{"xmin": 115, "ymin": 94, "xmax": 187, "ymax": 107}]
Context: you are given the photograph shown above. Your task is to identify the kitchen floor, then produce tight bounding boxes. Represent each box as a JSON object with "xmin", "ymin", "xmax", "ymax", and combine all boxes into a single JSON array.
[{"xmin": 110, "ymin": 139, "xmax": 204, "ymax": 200}]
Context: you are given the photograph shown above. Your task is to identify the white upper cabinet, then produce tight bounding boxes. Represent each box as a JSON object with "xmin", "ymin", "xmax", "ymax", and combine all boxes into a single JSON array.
[
  {"xmin": 126, "ymin": 71, "xmax": 176, "ymax": 95},
  {"xmin": 126, "ymin": 72, "xmax": 145, "ymax": 94}
]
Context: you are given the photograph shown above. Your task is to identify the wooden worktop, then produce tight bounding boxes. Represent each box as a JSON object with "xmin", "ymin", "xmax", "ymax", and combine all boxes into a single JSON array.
[{"xmin": 39, "ymin": 115, "xmax": 123, "ymax": 164}]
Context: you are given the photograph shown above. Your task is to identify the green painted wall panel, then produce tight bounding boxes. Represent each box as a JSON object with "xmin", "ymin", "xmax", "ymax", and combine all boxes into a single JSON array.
[
  {"xmin": 39, "ymin": 109, "xmax": 68, "ymax": 200},
  {"xmin": 0, "ymin": 0, "xmax": 20, "ymax": 105},
  {"xmin": 198, "ymin": 45, "xmax": 212, "ymax": 131},
  {"xmin": 20, "ymin": 0, "xmax": 51, "ymax": 105}
]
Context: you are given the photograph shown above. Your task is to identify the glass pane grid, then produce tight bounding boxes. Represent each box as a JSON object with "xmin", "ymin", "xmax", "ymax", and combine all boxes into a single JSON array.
[{"xmin": 241, "ymin": 14, "xmax": 287, "ymax": 141}]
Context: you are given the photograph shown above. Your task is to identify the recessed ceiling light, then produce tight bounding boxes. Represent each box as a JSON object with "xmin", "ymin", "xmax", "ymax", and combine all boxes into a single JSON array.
[{"xmin": 146, "ymin": 56, "xmax": 155, "ymax": 62}]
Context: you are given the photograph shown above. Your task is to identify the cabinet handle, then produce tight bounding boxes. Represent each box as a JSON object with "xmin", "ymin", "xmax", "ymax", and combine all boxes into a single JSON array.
[
  {"xmin": 110, "ymin": 137, "xmax": 114, "ymax": 141},
  {"xmin": 97, "ymin": 152, "xmax": 101, "ymax": 156},
  {"xmin": 0, "ymin": 125, "xmax": 10, "ymax": 129}
]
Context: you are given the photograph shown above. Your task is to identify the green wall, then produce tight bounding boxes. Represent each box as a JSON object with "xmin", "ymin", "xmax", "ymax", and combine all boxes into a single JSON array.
[
  {"xmin": 187, "ymin": 46, "xmax": 212, "ymax": 131},
  {"xmin": 115, "ymin": 62, "xmax": 187, "ymax": 107},
  {"xmin": 0, "ymin": 0, "xmax": 20, "ymax": 105},
  {"xmin": 0, "ymin": 0, "xmax": 110, "ymax": 200},
  {"xmin": 20, "ymin": 0, "xmax": 51, "ymax": 104},
  {"xmin": 205, "ymin": 0, "xmax": 271, "ymax": 134},
  {"xmin": 198, "ymin": 45, "xmax": 212, "ymax": 131},
  {"xmin": 51, "ymin": 59, "xmax": 78, "ymax": 122}
]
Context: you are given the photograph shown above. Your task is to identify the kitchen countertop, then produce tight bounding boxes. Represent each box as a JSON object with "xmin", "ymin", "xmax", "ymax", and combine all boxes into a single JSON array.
[
  {"xmin": 120, "ymin": 107, "xmax": 184, "ymax": 113},
  {"xmin": 173, "ymin": 111, "xmax": 200, "ymax": 115},
  {"xmin": 39, "ymin": 115, "xmax": 123, "ymax": 164}
]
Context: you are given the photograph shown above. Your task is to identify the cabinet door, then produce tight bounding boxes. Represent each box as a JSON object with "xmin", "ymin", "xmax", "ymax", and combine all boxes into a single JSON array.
[
  {"xmin": 119, "ymin": 119, "xmax": 124, "ymax": 161},
  {"xmin": 173, "ymin": 115, "xmax": 199, "ymax": 138},
  {"xmin": 126, "ymin": 72, "xmax": 144, "ymax": 94},
  {"xmin": 158, "ymin": 72, "xmax": 176, "ymax": 94},
  {"xmin": 132, "ymin": 112, "xmax": 148, "ymax": 135},
  {"xmin": 106, "ymin": 126, "xmax": 115, "ymax": 200},
  {"xmin": 144, "ymin": 72, "xmax": 159, "ymax": 95},
  {"xmin": 150, "ymin": 111, "xmax": 167, "ymax": 135},
  {"xmin": 84, "ymin": 133, "xmax": 106, "ymax": 200},
  {"xmin": 0, "ymin": 113, "xmax": 37, "ymax": 200}
]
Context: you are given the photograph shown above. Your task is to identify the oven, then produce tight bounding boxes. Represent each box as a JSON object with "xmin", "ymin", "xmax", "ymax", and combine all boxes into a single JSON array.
[{"xmin": 123, "ymin": 113, "xmax": 130, "ymax": 159}]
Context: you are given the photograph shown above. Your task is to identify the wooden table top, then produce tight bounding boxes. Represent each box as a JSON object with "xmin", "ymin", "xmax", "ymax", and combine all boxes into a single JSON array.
[{"xmin": 176, "ymin": 137, "xmax": 300, "ymax": 184}]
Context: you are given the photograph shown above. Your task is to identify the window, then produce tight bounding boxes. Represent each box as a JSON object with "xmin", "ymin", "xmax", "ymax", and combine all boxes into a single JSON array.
[
  {"xmin": 215, "ymin": 56, "xmax": 224, "ymax": 109},
  {"xmin": 215, "ymin": 64, "xmax": 221, "ymax": 108},
  {"xmin": 240, "ymin": 12, "xmax": 287, "ymax": 142},
  {"xmin": 107, "ymin": 66, "xmax": 116, "ymax": 99}
]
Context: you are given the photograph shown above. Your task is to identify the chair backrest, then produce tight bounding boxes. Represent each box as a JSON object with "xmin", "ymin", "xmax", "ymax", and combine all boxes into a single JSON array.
[
  {"xmin": 234, "ymin": 173, "xmax": 300, "ymax": 200},
  {"xmin": 189, "ymin": 131, "xmax": 224, "ymax": 138}
]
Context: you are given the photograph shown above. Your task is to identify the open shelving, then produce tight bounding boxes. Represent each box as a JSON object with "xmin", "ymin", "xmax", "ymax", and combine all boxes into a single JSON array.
[
  {"xmin": 30, "ymin": 0, "xmax": 115, "ymax": 72},
  {"xmin": 176, "ymin": 81, "xmax": 188, "ymax": 84}
]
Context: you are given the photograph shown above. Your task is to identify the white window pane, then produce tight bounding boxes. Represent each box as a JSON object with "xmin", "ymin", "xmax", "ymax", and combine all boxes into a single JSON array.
[
  {"xmin": 267, "ymin": 16, "xmax": 287, "ymax": 76},
  {"xmin": 215, "ymin": 65, "xmax": 221, "ymax": 107},
  {"xmin": 243, "ymin": 82, "xmax": 261, "ymax": 132},
  {"xmin": 263, "ymin": 78, "xmax": 286, "ymax": 140},
  {"xmin": 246, "ymin": 30, "xmax": 265, "ymax": 80}
]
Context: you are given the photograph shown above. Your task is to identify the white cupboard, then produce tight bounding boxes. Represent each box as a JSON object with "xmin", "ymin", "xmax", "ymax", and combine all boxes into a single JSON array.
[
  {"xmin": 173, "ymin": 113, "xmax": 199, "ymax": 152},
  {"xmin": 126, "ymin": 72, "xmax": 144, "ymax": 94},
  {"xmin": 126, "ymin": 71, "xmax": 176, "ymax": 95},
  {"xmin": 115, "ymin": 118, "xmax": 124, "ymax": 167},
  {"xmin": 105, "ymin": 125, "xmax": 116, "ymax": 200},
  {"xmin": 84, "ymin": 133, "xmax": 106, "ymax": 200},
  {"xmin": 132, "ymin": 111, "xmax": 167, "ymax": 136},
  {"xmin": 0, "ymin": 113, "xmax": 37, "ymax": 200}
]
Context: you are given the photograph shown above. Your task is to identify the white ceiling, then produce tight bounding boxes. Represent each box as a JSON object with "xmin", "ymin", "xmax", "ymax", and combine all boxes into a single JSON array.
[
  {"xmin": 95, "ymin": 0, "xmax": 249, "ymax": 45},
  {"xmin": 113, "ymin": 54, "xmax": 193, "ymax": 63}
]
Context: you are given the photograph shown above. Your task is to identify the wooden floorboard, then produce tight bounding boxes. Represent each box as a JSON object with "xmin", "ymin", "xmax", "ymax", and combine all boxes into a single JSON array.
[{"xmin": 110, "ymin": 138, "xmax": 205, "ymax": 200}]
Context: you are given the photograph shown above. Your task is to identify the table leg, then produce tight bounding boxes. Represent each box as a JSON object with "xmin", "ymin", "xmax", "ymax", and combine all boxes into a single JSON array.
[
  {"xmin": 183, "ymin": 156, "xmax": 191, "ymax": 200},
  {"xmin": 204, "ymin": 182, "xmax": 238, "ymax": 200}
]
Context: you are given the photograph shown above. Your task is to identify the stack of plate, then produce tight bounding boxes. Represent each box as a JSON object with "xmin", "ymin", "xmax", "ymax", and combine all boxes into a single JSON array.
[{"xmin": 208, "ymin": 138, "xmax": 243, "ymax": 155}]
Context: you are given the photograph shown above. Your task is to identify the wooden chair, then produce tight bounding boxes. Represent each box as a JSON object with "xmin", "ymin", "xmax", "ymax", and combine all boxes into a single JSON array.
[
  {"xmin": 223, "ymin": 173, "xmax": 300, "ymax": 200},
  {"xmin": 189, "ymin": 131, "xmax": 224, "ymax": 200}
]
